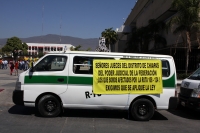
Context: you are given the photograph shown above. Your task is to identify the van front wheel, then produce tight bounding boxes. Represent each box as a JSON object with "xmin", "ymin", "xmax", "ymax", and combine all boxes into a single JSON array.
[
  {"xmin": 37, "ymin": 95, "xmax": 61, "ymax": 117},
  {"xmin": 131, "ymin": 98, "xmax": 154, "ymax": 121}
]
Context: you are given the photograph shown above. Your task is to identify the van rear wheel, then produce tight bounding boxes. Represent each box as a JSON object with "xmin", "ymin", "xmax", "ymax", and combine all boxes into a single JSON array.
[
  {"xmin": 130, "ymin": 98, "xmax": 154, "ymax": 121},
  {"xmin": 37, "ymin": 94, "xmax": 61, "ymax": 117}
]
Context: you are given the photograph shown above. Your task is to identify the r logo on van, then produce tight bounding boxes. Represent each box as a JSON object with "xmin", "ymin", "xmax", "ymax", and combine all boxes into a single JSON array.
[{"xmin": 85, "ymin": 91, "xmax": 101, "ymax": 99}]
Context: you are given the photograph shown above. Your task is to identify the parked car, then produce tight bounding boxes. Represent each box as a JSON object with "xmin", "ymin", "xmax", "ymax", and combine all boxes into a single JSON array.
[{"xmin": 178, "ymin": 68, "xmax": 200, "ymax": 111}]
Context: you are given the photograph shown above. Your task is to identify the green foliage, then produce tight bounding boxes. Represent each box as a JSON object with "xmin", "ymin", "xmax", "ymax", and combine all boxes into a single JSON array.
[
  {"xmin": 3, "ymin": 37, "xmax": 22, "ymax": 52},
  {"xmin": 101, "ymin": 28, "xmax": 118, "ymax": 49},
  {"xmin": 21, "ymin": 42, "xmax": 28, "ymax": 55},
  {"xmin": 70, "ymin": 45, "xmax": 91, "ymax": 51},
  {"xmin": 125, "ymin": 19, "xmax": 167, "ymax": 53},
  {"xmin": 168, "ymin": 0, "xmax": 200, "ymax": 75},
  {"xmin": 85, "ymin": 48, "xmax": 91, "ymax": 51},
  {"xmin": 38, "ymin": 52, "xmax": 44, "ymax": 58},
  {"xmin": 0, "ymin": 48, "xmax": 2, "ymax": 58},
  {"xmin": 2, "ymin": 37, "xmax": 28, "ymax": 55},
  {"xmin": 168, "ymin": 0, "xmax": 200, "ymax": 41},
  {"xmin": 70, "ymin": 45, "xmax": 81, "ymax": 51}
]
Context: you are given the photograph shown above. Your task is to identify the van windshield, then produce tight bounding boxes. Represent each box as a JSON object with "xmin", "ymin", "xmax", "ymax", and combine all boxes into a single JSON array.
[{"xmin": 188, "ymin": 68, "xmax": 200, "ymax": 80}]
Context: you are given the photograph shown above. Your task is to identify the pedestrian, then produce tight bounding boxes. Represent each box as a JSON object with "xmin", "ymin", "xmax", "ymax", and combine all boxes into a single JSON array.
[
  {"xmin": 24, "ymin": 60, "xmax": 29, "ymax": 70},
  {"xmin": 10, "ymin": 61, "xmax": 14, "ymax": 75},
  {"xmin": 18, "ymin": 60, "xmax": 21, "ymax": 70},
  {"xmin": 14, "ymin": 61, "xmax": 19, "ymax": 76},
  {"xmin": 2, "ymin": 59, "xmax": 4, "ymax": 69},
  {"xmin": 4, "ymin": 60, "xmax": 8, "ymax": 69},
  {"xmin": 0, "ymin": 59, "xmax": 2, "ymax": 69},
  {"xmin": 22, "ymin": 60, "xmax": 25, "ymax": 70}
]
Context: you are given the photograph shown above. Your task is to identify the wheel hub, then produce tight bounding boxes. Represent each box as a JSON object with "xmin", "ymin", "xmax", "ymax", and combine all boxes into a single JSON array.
[
  {"xmin": 138, "ymin": 104, "xmax": 148, "ymax": 116},
  {"xmin": 45, "ymin": 101, "xmax": 56, "ymax": 112}
]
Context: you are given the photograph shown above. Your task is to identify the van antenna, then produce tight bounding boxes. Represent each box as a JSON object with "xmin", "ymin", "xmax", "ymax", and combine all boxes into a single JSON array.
[
  {"xmin": 41, "ymin": 3, "xmax": 44, "ymax": 43},
  {"xmin": 60, "ymin": 15, "xmax": 62, "ymax": 44}
]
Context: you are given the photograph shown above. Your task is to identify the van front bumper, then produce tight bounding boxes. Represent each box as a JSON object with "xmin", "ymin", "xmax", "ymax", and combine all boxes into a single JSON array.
[
  {"xmin": 12, "ymin": 90, "xmax": 24, "ymax": 106},
  {"xmin": 178, "ymin": 93, "xmax": 200, "ymax": 111}
]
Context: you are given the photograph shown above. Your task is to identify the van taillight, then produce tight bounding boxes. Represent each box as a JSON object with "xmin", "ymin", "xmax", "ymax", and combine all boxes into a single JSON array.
[{"xmin": 175, "ymin": 83, "xmax": 178, "ymax": 97}]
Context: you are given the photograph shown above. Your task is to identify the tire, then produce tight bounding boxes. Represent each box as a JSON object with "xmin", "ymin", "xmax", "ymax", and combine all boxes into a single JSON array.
[
  {"xmin": 176, "ymin": 101, "xmax": 184, "ymax": 110},
  {"xmin": 130, "ymin": 98, "xmax": 155, "ymax": 121},
  {"xmin": 37, "ymin": 94, "xmax": 61, "ymax": 117}
]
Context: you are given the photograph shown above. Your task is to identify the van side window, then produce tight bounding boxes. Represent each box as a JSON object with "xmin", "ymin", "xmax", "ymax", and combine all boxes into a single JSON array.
[
  {"xmin": 73, "ymin": 56, "xmax": 113, "ymax": 74},
  {"xmin": 119, "ymin": 58, "xmax": 171, "ymax": 77},
  {"xmin": 162, "ymin": 60, "xmax": 170, "ymax": 77},
  {"xmin": 34, "ymin": 55, "xmax": 67, "ymax": 71}
]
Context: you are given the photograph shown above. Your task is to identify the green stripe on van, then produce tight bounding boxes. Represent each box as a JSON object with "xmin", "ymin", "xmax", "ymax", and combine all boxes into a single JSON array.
[
  {"xmin": 24, "ymin": 74, "xmax": 176, "ymax": 88},
  {"xmin": 24, "ymin": 75, "xmax": 68, "ymax": 84},
  {"xmin": 163, "ymin": 74, "xmax": 176, "ymax": 87},
  {"xmin": 68, "ymin": 76, "xmax": 92, "ymax": 85},
  {"xmin": 68, "ymin": 75, "xmax": 176, "ymax": 88}
]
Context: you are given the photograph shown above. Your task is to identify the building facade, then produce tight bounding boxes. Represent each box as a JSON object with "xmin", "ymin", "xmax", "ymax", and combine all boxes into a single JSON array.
[
  {"xmin": 27, "ymin": 43, "xmax": 74, "ymax": 55},
  {"xmin": 115, "ymin": 0, "xmax": 200, "ymax": 73}
]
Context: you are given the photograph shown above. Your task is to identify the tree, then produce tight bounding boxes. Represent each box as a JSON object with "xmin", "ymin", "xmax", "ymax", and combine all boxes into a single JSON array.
[
  {"xmin": 2, "ymin": 37, "xmax": 28, "ymax": 56},
  {"xmin": 147, "ymin": 19, "xmax": 167, "ymax": 50},
  {"xmin": 38, "ymin": 52, "xmax": 44, "ymax": 58},
  {"xmin": 0, "ymin": 48, "xmax": 3, "ymax": 58},
  {"xmin": 125, "ymin": 19, "xmax": 166, "ymax": 53},
  {"xmin": 101, "ymin": 28, "xmax": 118, "ymax": 51},
  {"xmin": 168, "ymin": 0, "xmax": 200, "ymax": 74}
]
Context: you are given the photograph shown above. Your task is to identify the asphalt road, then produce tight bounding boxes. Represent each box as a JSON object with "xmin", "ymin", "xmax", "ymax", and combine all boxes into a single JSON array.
[{"xmin": 0, "ymin": 68, "xmax": 200, "ymax": 133}]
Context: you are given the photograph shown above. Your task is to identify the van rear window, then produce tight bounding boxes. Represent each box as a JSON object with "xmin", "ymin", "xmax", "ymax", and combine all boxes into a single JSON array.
[
  {"xmin": 73, "ymin": 56, "xmax": 170, "ymax": 77},
  {"xmin": 162, "ymin": 60, "xmax": 170, "ymax": 77}
]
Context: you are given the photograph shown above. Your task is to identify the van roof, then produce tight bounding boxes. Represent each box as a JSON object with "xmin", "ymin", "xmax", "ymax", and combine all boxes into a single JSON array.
[{"xmin": 45, "ymin": 51, "xmax": 173, "ymax": 59}]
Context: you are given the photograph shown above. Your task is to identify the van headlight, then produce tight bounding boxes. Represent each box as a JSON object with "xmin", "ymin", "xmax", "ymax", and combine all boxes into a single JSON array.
[
  {"xmin": 15, "ymin": 82, "xmax": 21, "ymax": 90},
  {"xmin": 191, "ymin": 84, "xmax": 200, "ymax": 98}
]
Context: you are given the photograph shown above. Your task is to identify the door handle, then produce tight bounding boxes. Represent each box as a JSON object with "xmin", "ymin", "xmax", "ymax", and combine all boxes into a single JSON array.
[{"xmin": 57, "ymin": 78, "xmax": 64, "ymax": 82}]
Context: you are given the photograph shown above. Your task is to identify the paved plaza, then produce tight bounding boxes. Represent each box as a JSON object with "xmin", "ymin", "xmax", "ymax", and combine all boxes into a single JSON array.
[{"xmin": 0, "ymin": 68, "xmax": 24, "ymax": 113}]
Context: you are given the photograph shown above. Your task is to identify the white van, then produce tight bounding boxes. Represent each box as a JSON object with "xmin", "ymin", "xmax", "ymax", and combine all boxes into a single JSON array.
[
  {"xmin": 12, "ymin": 51, "xmax": 177, "ymax": 121},
  {"xmin": 178, "ymin": 68, "xmax": 200, "ymax": 110}
]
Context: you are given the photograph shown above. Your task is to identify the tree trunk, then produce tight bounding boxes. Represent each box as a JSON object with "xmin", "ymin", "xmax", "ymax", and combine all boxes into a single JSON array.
[
  {"xmin": 185, "ymin": 48, "xmax": 189, "ymax": 75},
  {"xmin": 185, "ymin": 31, "xmax": 191, "ymax": 75},
  {"xmin": 109, "ymin": 44, "xmax": 111, "ymax": 52}
]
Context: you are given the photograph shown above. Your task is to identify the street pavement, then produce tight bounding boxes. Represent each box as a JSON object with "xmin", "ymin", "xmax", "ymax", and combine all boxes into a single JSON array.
[
  {"xmin": 0, "ymin": 68, "xmax": 24, "ymax": 115},
  {"xmin": 0, "ymin": 68, "xmax": 200, "ymax": 133}
]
